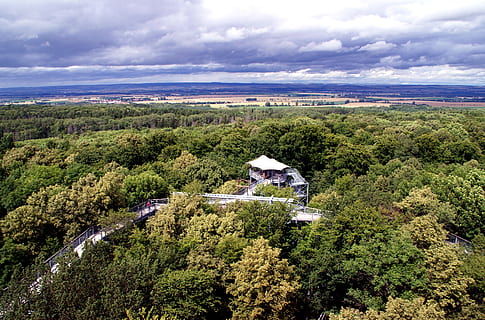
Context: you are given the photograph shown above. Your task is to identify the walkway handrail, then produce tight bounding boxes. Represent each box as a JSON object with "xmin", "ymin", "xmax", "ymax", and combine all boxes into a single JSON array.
[
  {"xmin": 446, "ymin": 233, "xmax": 471, "ymax": 247},
  {"xmin": 201, "ymin": 193, "xmax": 294, "ymax": 203},
  {"xmin": 128, "ymin": 198, "xmax": 169, "ymax": 213},
  {"xmin": 44, "ymin": 198, "xmax": 169, "ymax": 269},
  {"xmin": 43, "ymin": 194, "xmax": 471, "ymax": 272},
  {"xmin": 44, "ymin": 226, "xmax": 99, "ymax": 269}
]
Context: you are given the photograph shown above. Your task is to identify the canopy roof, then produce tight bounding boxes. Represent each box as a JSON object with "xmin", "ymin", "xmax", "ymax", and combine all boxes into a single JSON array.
[{"xmin": 247, "ymin": 155, "xmax": 289, "ymax": 171}]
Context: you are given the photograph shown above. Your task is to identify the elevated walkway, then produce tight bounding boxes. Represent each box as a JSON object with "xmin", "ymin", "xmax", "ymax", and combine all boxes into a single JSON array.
[
  {"xmin": 446, "ymin": 233, "xmax": 472, "ymax": 247},
  {"xmin": 44, "ymin": 194, "xmax": 319, "ymax": 271},
  {"xmin": 44, "ymin": 193, "xmax": 470, "ymax": 273},
  {"xmin": 44, "ymin": 199, "xmax": 168, "ymax": 271},
  {"xmin": 202, "ymin": 193, "xmax": 294, "ymax": 204},
  {"xmin": 201, "ymin": 193, "xmax": 323, "ymax": 222}
]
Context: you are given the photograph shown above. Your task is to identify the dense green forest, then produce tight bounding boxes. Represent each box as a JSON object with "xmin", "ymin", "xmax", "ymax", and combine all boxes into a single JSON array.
[{"xmin": 0, "ymin": 103, "xmax": 483, "ymax": 319}]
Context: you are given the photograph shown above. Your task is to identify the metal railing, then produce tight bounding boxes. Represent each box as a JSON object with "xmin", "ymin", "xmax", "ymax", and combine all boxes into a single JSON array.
[
  {"xmin": 128, "ymin": 198, "xmax": 169, "ymax": 213},
  {"xmin": 202, "ymin": 193, "xmax": 294, "ymax": 204},
  {"xmin": 249, "ymin": 171, "xmax": 264, "ymax": 181},
  {"xmin": 44, "ymin": 194, "xmax": 472, "ymax": 272},
  {"xmin": 290, "ymin": 206, "xmax": 326, "ymax": 222},
  {"xmin": 44, "ymin": 226, "xmax": 99, "ymax": 269},
  {"xmin": 446, "ymin": 233, "xmax": 471, "ymax": 247},
  {"xmin": 129, "ymin": 198, "xmax": 169, "ymax": 222},
  {"xmin": 44, "ymin": 199, "xmax": 169, "ymax": 270}
]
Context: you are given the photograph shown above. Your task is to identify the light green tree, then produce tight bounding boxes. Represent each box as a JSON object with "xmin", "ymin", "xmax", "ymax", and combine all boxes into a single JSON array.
[
  {"xmin": 431, "ymin": 172, "xmax": 484, "ymax": 238},
  {"xmin": 213, "ymin": 180, "xmax": 242, "ymax": 195},
  {"xmin": 330, "ymin": 297, "xmax": 445, "ymax": 320},
  {"xmin": 395, "ymin": 187, "xmax": 455, "ymax": 224},
  {"xmin": 0, "ymin": 205, "xmax": 57, "ymax": 254},
  {"xmin": 402, "ymin": 214, "xmax": 447, "ymax": 250},
  {"xmin": 147, "ymin": 194, "xmax": 206, "ymax": 241},
  {"xmin": 172, "ymin": 151, "xmax": 198, "ymax": 171},
  {"xmin": 183, "ymin": 210, "xmax": 246, "ymax": 275},
  {"xmin": 404, "ymin": 214, "xmax": 480, "ymax": 318},
  {"xmin": 227, "ymin": 238, "xmax": 300, "ymax": 320},
  {"xmin": 45, "ymin": 171, "xmax": 126, "ymax": 240}
]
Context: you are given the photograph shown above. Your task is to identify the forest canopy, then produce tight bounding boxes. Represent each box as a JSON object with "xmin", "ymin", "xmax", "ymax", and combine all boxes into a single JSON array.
[{"xmin": 0, "ymin": 103, "xmax": 483, "ymax": 319}]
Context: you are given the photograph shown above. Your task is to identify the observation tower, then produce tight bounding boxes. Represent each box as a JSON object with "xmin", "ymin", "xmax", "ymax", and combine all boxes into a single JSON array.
[{"xmin": 246, "ymin": 155, "xmax": 309, "ymax": 203}]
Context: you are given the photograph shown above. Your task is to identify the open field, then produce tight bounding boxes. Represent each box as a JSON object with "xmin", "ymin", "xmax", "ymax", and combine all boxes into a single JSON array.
[
  {"xmin": 1, "ymin": 93, "xmax": 391, "ymax": 108},
  {"xmin": 1, "ymin": 83, "xmax": 484, "ymax": 108}
]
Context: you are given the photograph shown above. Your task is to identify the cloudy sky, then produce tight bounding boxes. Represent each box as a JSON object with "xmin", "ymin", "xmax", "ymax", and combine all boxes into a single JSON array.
[{"xmin": 1, "ymin": 0, "xmax": 485, "ymax": 88}]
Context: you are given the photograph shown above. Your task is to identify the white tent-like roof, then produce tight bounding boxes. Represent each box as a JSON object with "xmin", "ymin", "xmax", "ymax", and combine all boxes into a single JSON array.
[{"xmin": 247, "ymin": 155, "xmax": 289, "ymax": 171}]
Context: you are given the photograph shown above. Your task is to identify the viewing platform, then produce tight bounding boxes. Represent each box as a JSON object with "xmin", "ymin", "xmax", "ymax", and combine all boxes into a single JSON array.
[{"xmin": 247, "ymin": 155, "xmax": 309, "ymax": 203}]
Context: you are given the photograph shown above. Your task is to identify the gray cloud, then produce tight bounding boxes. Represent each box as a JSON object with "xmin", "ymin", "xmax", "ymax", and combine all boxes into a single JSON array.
[{"xmin": 1, "ymin": 0, "xmax": 485, "ymax": 87}]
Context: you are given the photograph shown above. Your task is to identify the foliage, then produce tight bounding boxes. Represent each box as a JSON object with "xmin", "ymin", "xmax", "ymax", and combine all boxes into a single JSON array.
[
  {"xmin": 124, "ymin": 171, "xmax": 169, "ymax": 207},
  {"xmin": 394, "ymin": 187, "xmax": 456, "ymax": 225},
  {"xmin": 227, "ymin": 238, "xmax": 300, "ymax": 320},
  {"xmin": 0, "ymin": 238, "xmax": 30, "ymax": 288},
  {"xmin": 430, "ymin": 171, "xmax": 485, "ymax": 238},
  {"xmin": 124, "ymin": 307, "xmax": 162, "ymax": 320},
  {"xmin": 0, "ymin": 205, "xmax": 57, "ymax": 254},
  {"xmin": 329, "ymin": 297, "xmax": 445, "ymax": 320},
  {"xmin": 0, "ymin": 104, "xmax": 483, "ymax": 319},
  {"xmin": 342, "ymin": 230, "xmax": 427, "ymax": 309},
  {"xmin": 213, "ymin": 180, "xmax": 242, "ymax": 194},
  {"xmin": 253, "ymin": 184, "xmax": 296, "ymax": 198},
  {"xmin": 151, "ymin": 269, "xmax": 221, "ymax": 320},
  {"xmin": 98, "ymin": 209, "xmax": 137, "ymax": 229},
  {"xmin": 290, "ymin": 202, "xmax": 423, "ymax": 317},
  {"xmin": 236, "ymin": 201, "xmax": 294, "ymax": 249},
  {"xmin": 146, "ymin": 193, "xmax": 207, "ymax": 241},
  {"xmin": 461, "ymin": 233, "xmax": 485, "ymax": 303}
]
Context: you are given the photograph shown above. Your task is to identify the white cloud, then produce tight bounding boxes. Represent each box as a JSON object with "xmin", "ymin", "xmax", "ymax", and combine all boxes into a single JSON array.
[
  {"xmin": 2, "ymin": 64, "xmax": 485, "ymax": 88},
  {"xmin": 380, "ymin": 55, "xmax": 402, "ymax": 65},
  {"xmin": 299, "ymin": 40, "xmax": 343, "ymax": 52},
  {"xmin": 359, "ymin": 41, "xmax": 396, "ymax": 52},
  {"xmin": 91, "ymin": 46, "xmax": 157, "ymax": 64},
  {"xmin": 358, "ymin": 65, "xmax": 485, "ymax": 84},
  {"xmin": 198, "ymin": 27, "xmax": 268, "ymax": 43},
  {"xmin": 1, "ymin": 0, "xmax": 485, "ymax": 86}
]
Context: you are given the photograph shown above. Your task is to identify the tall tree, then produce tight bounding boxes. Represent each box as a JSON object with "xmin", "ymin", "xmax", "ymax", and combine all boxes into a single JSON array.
[{"xmin": 227, "ymin": 238, "xmax": 300, "ymax": 320}]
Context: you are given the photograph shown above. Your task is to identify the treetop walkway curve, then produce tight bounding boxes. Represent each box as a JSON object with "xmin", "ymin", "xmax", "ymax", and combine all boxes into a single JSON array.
[
  {"xmin": 44, "ymin": 198, "xmax": 168, "ymax": 271},
  {"xmin": 43, "ymin": 195, "xmax": 322, "ymax": 271},
  {"xmin": 43, "ymin": 193, "xmax": 470, "ymax": 272}
]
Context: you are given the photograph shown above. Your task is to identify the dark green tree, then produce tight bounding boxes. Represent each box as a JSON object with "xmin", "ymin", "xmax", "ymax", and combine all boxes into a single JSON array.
[
  {"xmin": 236, "ymin": 201, "xmax": 294, "ymax": 249},
  {"xmin": 151, "ymin": 269, "xmax": 222, "ymax": 320},
  {"xmin": 124, "ymin": 171, "xmax": 169, "ymax": 207}
]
